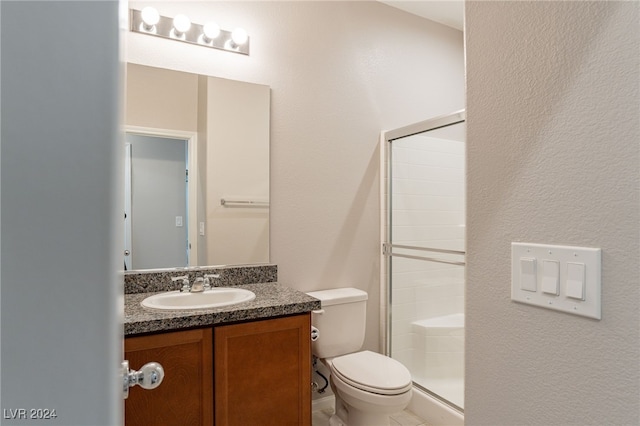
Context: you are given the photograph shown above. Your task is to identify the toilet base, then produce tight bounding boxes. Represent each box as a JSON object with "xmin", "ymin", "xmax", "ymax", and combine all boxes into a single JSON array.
[
  {"xmin": 329, "ymin": 413, "xmax": 345, "ymax": 426},
  {"xmin": 329, "ymin": 375, "xmax": 410, "ymax": 426}
]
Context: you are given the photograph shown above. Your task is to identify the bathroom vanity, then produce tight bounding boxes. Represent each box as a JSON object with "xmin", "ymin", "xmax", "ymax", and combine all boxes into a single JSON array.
[{"xmin": 124, "ymin": 267, "xmax": 320, "ymax": 426}]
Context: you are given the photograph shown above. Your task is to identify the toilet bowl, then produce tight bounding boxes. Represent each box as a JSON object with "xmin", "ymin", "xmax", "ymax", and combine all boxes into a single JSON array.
[
  {"xmin": 325, "ymin": 351, "xmax": 412, "ymax": 426},
  {"xmin": 307, "ymin": 288, "xmax": 413, "ymax": 426}
]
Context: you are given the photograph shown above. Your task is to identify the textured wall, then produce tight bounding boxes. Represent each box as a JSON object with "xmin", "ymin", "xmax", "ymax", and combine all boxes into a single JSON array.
[
  {"xmin": 127, "ymin": 1, "xmax": 464, "ymax": 351},
  {"xmin": 465, "ymin": 2, "xmax": 639, "ymax": 424}
]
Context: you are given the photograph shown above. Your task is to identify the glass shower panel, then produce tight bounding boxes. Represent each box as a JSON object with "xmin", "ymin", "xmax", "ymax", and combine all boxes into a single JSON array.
[
  {"xmin": 387, "ymin": 118, "xmax": 465, "ymax": 411},
  {"xmin": 390, "ymin": 255, "xmax": 465, "ymax": 408}
]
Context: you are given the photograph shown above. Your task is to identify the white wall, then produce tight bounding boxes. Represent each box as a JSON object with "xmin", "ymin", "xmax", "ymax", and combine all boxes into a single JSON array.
[
  {"xmin": 127, "ymin": 0, "xmax": 464, "ymax": 351},
  {"xmin": 1, "ymin": 1, "xmax": 122, "ymax": 424},
  {"xmin": 465, "ymin": 2, "xmax": 639, "ymax": 424}
]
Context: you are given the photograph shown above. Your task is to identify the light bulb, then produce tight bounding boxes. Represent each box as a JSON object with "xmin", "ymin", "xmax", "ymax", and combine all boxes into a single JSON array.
[
  {"xmin": 202, "ymin": 22, "xmax": 221, "ymax": 41},
  {"xmin": 231, "ymin": 28, "xmax": 248, "ymax": 46},
  {"xmin": 140, "ymin": 7, "xmax": 160, "ymax": 26},
  {"xmin": 173, "ymin": 14, "xmax": 191, "ymax": 34}
]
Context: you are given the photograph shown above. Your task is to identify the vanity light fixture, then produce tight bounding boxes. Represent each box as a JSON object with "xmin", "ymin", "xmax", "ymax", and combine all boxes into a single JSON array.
[
  {"xmin": 227, "ymin": 27, "xmax": 249, "ymax": 50},
  {"xmin": 139, "ymin": 6, "xmax": 160, "ymax": 33},
  {"xmin": 171, "ymin": 14, "xmax": 191, "ymax": 39},
  {"xmin": 200, "ymin": 22, "xmax": 221, "ymax": 44},
  {"xmin": 130, "ymin": 8, "xmax": 250, "ymax": 55}
]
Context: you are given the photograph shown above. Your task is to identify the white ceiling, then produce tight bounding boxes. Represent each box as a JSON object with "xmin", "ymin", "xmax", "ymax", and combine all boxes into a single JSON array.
[{"xmin": 379, "ymin": 1, "xmax": 464, "ymax": 31}]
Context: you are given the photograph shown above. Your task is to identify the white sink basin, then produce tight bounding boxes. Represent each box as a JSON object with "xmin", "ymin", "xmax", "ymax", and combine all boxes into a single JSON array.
[{"xmin": 141, "ymin": 288, "xmax": 256, "ymax": 310}]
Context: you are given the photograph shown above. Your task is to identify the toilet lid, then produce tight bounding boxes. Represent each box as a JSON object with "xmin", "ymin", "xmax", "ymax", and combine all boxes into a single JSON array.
[{"xmin": 330, "ymin": 351, "xmax": 412, "ymax": 395}]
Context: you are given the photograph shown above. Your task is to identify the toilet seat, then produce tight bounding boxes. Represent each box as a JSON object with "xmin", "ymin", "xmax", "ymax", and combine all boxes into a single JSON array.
[{"xmin": 330, "ymin": 350, "xmax": 412, "ymax": 395}]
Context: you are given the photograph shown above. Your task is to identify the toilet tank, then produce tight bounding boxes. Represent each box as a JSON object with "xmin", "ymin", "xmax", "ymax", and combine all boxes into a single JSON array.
[{"xmin": 306, "ymin": 288, "xmax": 368, "ymax": 359}]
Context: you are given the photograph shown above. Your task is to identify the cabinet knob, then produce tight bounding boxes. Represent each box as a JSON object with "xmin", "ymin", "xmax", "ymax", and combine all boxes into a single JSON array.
[{"xmin": 122, "ymin": 360, "xmax": 165, "ymax": 399}]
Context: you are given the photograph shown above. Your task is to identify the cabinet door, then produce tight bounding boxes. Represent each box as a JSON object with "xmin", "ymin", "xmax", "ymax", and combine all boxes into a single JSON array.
[
  {"xmin": 214, "ymin": 314, "xmax": 311, "ymax": 426},
  {"xmin": 125, "ymin": 328, "xmax": 213, "ymax": 426}
]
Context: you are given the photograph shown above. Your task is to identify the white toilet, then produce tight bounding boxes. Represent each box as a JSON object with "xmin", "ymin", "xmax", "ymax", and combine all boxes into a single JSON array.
[{"xmin": 307, "ymin": 288, "xmax": 412, "ymax": 426}]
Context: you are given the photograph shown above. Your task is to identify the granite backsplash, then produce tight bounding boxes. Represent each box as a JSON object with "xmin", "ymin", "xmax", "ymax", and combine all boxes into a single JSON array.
[{"xmin": 124, "ymin": 264, "xmax": 277, "ymax": 294}]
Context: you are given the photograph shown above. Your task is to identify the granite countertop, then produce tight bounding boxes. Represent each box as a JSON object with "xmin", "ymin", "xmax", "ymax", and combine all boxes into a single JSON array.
[{"xmin": 125, "ymin": 282, "xmax": 321, "ymax": 336}]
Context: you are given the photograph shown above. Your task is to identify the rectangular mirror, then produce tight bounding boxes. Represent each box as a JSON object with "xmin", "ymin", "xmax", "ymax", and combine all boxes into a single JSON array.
[{"xmin": 124, "ymin": 63, "xmax": 270, "ymax": 270}]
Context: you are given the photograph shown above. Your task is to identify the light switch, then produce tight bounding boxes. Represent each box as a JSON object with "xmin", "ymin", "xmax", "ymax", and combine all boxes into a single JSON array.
[
  {"xmin": 199, "ymin": 222, "xmax": 205, "ymax": 236},
  {"xmin": 175, "ymin": 216, "xmax": 183, "ymax": 227},
  {"xmin": 511, "ymin": 243, "xmax": 601, "ymax": 319},
  {"xmin": 566, "ymin": 262, "xmax": 585, "ymax": 300},
  {"xmin": 541, "ymin": 260, "xmax": 560, "ymax": 295},
  {"xmin": 519, "ymin": 257, "xmax": 537, "ymax": 292}
]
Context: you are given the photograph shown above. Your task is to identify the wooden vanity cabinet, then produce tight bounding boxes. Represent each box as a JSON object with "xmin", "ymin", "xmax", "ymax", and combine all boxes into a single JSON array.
[
  {"xmin": 124, "ymin": 313, "xmax": 311, "ymax": 426},
  {"xmin": 214, "ymin": 313, "xmax": 312, "ymax": 426},
  {"xmin": 125, "ymin": 328, "xmax": 213, "ymax": 426}
]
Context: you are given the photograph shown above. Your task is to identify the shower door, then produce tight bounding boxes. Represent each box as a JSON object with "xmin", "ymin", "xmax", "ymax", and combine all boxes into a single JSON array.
[{"xmin": 384, "ymin": 111, "xmax": 466, "ymax": 411}]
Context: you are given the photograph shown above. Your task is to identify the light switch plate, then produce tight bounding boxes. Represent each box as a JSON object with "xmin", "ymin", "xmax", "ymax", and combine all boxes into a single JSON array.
[{"xmin": 511, "ymin": 243, "xmax": 601, "ymax": 319}]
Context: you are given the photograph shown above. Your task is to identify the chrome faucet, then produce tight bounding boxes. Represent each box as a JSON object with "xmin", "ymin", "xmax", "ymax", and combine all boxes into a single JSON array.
[
  {"xmin": 190, "ymin": 277, "xmax": 205, "ymax": 293},
  {"xmin": 172, "ymin": 273, "xmax": 220, "ymax": 293},
  {"xmin": 203, "ymin": 274, "xmax": 220, "ymax": 291},
  {"xmin": 171, "ymin": 275, "xmax": 190, "ymax": 293}
]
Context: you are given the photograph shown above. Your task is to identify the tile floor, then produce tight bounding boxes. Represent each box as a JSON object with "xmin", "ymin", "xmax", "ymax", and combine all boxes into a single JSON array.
[{"xmin": 312, "ymin": 407, "xmax": 430, "ymax": 426}]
